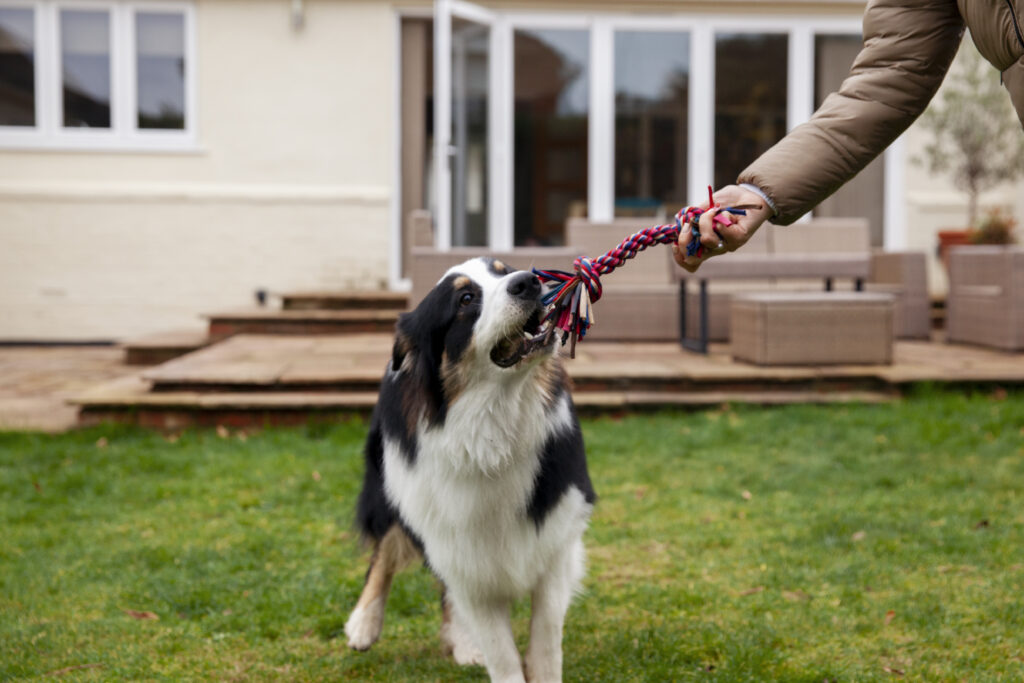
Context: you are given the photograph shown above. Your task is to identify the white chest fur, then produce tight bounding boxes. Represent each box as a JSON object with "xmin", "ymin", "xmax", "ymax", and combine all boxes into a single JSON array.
[{"xmin": 382, "ymin": 386, "xmax": 590, "ymax": 601}]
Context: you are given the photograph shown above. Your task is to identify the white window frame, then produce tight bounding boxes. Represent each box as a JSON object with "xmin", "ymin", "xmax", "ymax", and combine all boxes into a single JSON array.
[
  {"xmin": 395, "ymin": 6, "xmax": 904, "ymax": 287},
  {"xmin": 0, "ymin": 0, "xmax": 197, "ymax": 150}
]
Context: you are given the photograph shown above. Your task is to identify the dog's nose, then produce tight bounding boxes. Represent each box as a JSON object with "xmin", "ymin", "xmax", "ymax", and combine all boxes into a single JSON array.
[{"xmin": 507, "ymin": 272, "xmax": 541, "ymax": 300}]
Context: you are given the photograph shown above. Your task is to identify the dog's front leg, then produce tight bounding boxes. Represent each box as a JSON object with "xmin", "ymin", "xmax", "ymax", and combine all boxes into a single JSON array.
[
  {"xmin": 451, "ymin": 595, "xmax": 524, "ymax": 683},
  {"xmin": 524, "ymin": 540, "xmax": 584, "ymax": 683},
  {"xmin": 345, "ymin": 525, "xmax": 418, "ymax": 650}
]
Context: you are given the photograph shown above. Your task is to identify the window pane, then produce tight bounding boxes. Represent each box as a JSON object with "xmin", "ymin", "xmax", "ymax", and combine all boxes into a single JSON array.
[
  {"xmin": 614, "ymin": 31, "xmax": 689, "ymax": 217},
  {"xmin": 714, "ymin": 33, "xmax": 787, "ymax": 189},
  {"xmin": 61, "ymin": 9, "xmax": 111, "ymax": 128},
  {"xmin": 514, "ymin": 29, "xmax": 588, "ymax": 246},
  {"xmin": 0, "ymin": 7, "xmax": 35, "ymax": 127},
  {"xmin": 450, "ymin": 17, "xmax": 488, "ymax": 247},
  {"xmin": 136, "ymin": 12, "xmax": 185, "ymax": 130},
  {"xmin": 814, "ymin": 34, "xmax": 885, "ymax": 246}
]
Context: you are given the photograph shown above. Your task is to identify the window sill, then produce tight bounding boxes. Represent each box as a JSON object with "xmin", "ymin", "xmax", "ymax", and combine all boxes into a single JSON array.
[{"xmin": 0, "ymin": 131, "xmax": 203, "ymax": 154}]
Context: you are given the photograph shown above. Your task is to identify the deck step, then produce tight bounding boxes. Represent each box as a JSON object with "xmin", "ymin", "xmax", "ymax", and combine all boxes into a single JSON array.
[
  {"xmin": 281, "ymin": 291, "xmax": 408, "ymax": 311},
  {"xmin": 206, "ymin": 309, "xmax": 400, "ymax": 340},
  {"xmin": 138, "ymin": 334, "xmax": 898, "ymax": 395},
  {"xmin": 73, "ymin": 375, "xmax": 895, "ymax": 429},
  {"xmin": 121, "ymin": 329, "xmax": 209, "ymax": 366}
]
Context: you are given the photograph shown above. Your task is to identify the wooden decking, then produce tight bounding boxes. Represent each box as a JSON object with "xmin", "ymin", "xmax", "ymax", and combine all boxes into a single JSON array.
[{"xmin": 70, "ymin": 333, "xmax": 1024, "ymax": 428}]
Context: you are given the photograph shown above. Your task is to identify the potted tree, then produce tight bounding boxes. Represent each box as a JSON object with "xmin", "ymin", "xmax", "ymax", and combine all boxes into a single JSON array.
[{"xmin": 916, "ymin": 41, "xmax": 1024, "ymax": 266}]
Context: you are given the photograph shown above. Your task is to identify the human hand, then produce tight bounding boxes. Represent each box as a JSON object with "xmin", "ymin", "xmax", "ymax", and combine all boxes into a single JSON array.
[{"xmin": 671, "ymin": 185, "xmax": 774, "ymax": 273}]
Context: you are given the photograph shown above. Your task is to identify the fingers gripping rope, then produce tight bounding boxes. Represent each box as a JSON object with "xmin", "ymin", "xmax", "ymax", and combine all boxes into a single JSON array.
[{"xmin": 532, "ymin": 187, "xmax": 746, "ymax": 358}]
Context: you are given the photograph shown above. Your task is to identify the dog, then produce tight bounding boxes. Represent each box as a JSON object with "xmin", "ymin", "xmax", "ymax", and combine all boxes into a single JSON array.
[{"xmin": 344, "ymin": 257, "xmax": 595, "ymax": 683}]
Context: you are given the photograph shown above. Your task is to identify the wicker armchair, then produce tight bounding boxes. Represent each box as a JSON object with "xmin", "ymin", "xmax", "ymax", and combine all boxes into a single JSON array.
[{"xmin": 946, "ymin": 246, "xmax": 1024, "ymax": 351}]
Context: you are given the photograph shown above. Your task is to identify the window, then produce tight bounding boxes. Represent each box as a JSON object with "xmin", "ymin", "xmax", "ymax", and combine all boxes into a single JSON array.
[
  {"xmin": 613, "ymin": 30, "xmax": 689, "ymax": 217},
  {"xmin": 0, "ymin": 0, "xmax": 194, "ymax": 148},
  {"xmin": 513, "ymin": 28, "xmax": 589, "ymax": 246},
  {"xmin": 0, "ymin": 6, "xmax": 36, "ymax": 126},
  {"xmin": 135, "ymin": 10, "xmax": 185, "ymax": 130},
  {"xmin": 60, "ymin": 8, "xmax": 112, "ymax": 128},
  {"xmin": 713, "ymin": 33, "xmax": 788, "ymax": 189}
]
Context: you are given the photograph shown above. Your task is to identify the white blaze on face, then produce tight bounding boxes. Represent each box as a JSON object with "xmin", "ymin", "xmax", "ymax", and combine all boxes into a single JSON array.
[{"xmin": 440, "ymin": 258, "xmax": 536, "ymax": 358}]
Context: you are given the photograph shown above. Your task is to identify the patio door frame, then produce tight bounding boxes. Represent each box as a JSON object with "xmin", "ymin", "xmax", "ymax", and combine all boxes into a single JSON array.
[{"xmin": 404, "ymin": 4, "xmax": 903, "ymax": 286}]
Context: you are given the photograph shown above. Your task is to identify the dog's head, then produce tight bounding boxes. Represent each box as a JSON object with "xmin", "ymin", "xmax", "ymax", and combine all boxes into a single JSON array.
[{"xmin": 388, "ymin": 257, "xmax": 558, "ymax": 420}]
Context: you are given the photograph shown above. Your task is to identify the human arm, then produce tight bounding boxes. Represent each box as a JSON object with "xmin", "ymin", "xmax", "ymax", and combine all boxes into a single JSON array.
[{"xmin": 739, "ymin": 0, "xmax": 965, "ymax": 225}]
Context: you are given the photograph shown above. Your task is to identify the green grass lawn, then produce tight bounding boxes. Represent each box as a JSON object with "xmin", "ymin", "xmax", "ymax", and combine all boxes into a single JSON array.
[{"xmin": 2, "ymin": 388, "xmax": 1023, "ymax": 681}]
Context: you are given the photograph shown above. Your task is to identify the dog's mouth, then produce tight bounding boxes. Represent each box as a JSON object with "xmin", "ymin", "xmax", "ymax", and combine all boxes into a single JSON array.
[{"xmin": 489, "ymin": 307, "xmax": 556, "ymax": 368}]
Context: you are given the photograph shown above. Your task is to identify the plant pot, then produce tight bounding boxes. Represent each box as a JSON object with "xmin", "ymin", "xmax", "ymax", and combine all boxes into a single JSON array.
[{"xmin": 937, "ymin": 229, "xmax": 971, "ymax": 270}]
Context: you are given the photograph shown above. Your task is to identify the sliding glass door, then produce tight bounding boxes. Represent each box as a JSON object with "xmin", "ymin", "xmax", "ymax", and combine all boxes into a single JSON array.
[{"xmin": 424, "ymin": 4, "xmax": 874, "ymax": 265}]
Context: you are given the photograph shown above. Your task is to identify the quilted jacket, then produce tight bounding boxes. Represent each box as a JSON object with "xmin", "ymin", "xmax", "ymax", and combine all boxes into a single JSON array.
[{"xmin": 738, "ymin": 0, "xmax": 1024, "ymax": 225}]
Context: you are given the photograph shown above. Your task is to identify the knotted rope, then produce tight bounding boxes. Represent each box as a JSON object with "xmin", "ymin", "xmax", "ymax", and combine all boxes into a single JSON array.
[{"xmin": 533, "ymin": 187, "xmax": 745, "ymax": 357}]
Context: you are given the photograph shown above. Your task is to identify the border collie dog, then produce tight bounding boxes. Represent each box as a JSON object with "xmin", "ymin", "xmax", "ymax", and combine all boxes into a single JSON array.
[{"xmin": 344, "ymin": 257, "xmax": 595, "ymax": 683}]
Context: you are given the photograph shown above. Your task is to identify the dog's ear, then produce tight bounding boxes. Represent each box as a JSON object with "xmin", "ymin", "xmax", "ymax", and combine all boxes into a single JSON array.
[{"xmin": 391, "ymin": 327, "xmax": 411, "ymax": 371}]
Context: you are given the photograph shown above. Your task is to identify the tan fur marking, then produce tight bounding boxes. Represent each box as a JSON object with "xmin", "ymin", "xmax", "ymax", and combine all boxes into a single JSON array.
[
  {"xmin": 354, "ymin": 525, "xmax": 421, "ymax": 611},
  {"xmin": 536, "ymin": 356, "xmax": 568, "ymax": 409},
  {"xmin": 492, "ymin": 260, "xmax": 507, "ymax": 273},
  {"xmin": 441, "ymin": 347, "xmax": 473, "ymax": 405},
  {"xmin": 453, "ymin": 276, "xmax": 471, "ymax": 289}
]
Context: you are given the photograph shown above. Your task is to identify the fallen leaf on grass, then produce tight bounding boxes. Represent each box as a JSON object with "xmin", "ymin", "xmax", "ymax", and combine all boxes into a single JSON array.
[
  {"xmin": 883, "ymin": 666, "xmax": 905, "ymax": 676},
  {"xmin": 783, "ymin": 590, "xmax": 811, "ymax": 602},
  {"xmin": 216, "ymin": 425, "xmax": 230, "ymax": 439},
  {"xmin": 974, "ymin": 519, "xmax": 990, "ymax": 530},
  {"xmin": 312, "ymin": 470, "xmax": 321, "ymax": 482},
  {"xmin": 851, "ymin": 530, "xmax": 866, "ymax": 542},
  {"xmin": 991, "ymin": 387, "xmax": 1008, "ymax": 401},
  {"xmin": 634, "ymin": 486, "xmax": 647, "ymax": 500},
  {"xmin": 95, "ymin": 437, "xmax": 108, "ymax": 448},
  {"xmin": 741, "ymin": 490, "xmax": 752, "ymax": 500},
  {"xmin": 44, "ymin": 663, "xmax": 102, "ymax": 677},
  {"xmin": 1010, "ymin": 654, "xmax": 1024, "ymax": 663},
  {"xmin": 33, "ymin": 481, "xmax": 41, "ymax": 493},
  {"xmin": 740, "ymin": 586, "xmax": 766, "ymax": 596},
  {"xmin": 123, "ymin": 609, "xmax": 159, "ymax": 620},
  {"xmin": 884, "ymin": 610, "xmax": 896, "ymax": 626}
]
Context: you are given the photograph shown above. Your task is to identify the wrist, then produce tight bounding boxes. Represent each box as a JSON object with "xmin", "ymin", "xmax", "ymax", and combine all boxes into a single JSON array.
[{"xmin": 739, "ymin": 183, "xmax": 778, "ymax": 217}]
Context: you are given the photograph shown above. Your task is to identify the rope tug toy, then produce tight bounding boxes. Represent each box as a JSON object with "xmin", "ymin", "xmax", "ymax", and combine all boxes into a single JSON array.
[{"xmin": 532, "ymin": 186, "xmax": 746, "ymax": 358}]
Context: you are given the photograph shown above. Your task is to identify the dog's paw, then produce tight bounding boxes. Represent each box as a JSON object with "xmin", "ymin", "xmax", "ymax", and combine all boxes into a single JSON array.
[
  {"xmin": 440, "ymin": 620, "xmax": 486, "ymax": 666},
  {"xmin": 344, "ymin": 599, "xmax": 384, "ymax": 651}
]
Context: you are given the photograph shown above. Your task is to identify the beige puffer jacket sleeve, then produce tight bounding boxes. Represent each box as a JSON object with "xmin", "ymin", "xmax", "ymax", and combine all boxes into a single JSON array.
[{"xmin": 737, "ymin": 0, "xmax": 966, "ymax": 225}]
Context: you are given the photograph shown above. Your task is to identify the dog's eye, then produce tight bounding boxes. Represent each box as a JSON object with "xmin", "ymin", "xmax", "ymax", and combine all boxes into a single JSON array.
[{"xmin": 459, "ymin": 292, "xmax": 474, "ymax": 306}]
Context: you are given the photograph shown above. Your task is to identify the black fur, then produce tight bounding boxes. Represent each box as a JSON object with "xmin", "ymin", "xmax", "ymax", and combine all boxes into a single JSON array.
[
  {"xmin": 527, "ymin": 394, "xmax": 596, "ymax": 528},
  {"xmin": 355, "ymin": 413, "xmax": 397, "ymax": 541},
  {"xmin": 355, "ymin": 262, "xmax": 594, "ymax": 548},
  {"xmin": 356, "ymin": 271, "xmax": 483, "ymax": 540},
  {"xmin": 384, "ymin": 274, "xmax": 483, "ymax": 463},
  {"xmin": 355, "ymin": 410, "xmax": 425, "ymax": 553}
]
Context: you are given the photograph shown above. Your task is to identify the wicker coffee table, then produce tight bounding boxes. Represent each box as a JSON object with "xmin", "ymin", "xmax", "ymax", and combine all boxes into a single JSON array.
[{"xmin": 730, "ymin": 292, "xmax": 895, "ymax": 366}]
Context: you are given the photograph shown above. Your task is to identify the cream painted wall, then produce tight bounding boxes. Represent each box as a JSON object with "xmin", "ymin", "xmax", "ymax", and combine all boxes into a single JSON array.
[
  {"xmin": 901, "ymin": 75, "xmax": 1024, "ymax": 299},
  {"xmin": 0, "ymin": 0, "xmax": 396, "ymax": 340}
]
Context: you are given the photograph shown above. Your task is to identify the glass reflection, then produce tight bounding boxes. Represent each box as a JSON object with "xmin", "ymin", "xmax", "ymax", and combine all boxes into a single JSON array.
[
  {"xmin": 614, "ymin": 31, "xmax": 689, "ymax": 216},
  {"xmin": 61, "ymin": 9, "xmax": 111, "ymax": 128},
  {"xmin": 714, "ymin": 33, "xmax": 787, "ymax": 189},
  {"xmin": 0, "ymin": 8, "xmax": 35, "ymax": 127},
  {"xmin": 514, "ymin": 28, "xmax": 589, "ymax": 246},
  {"xmin": 136, "ymin": 12, "xmax": 185, "ymax": 130},
  {"xmin": 450, "ymin": 18, "xmax": 488, "ymax": 247},
  {"xmin": 814, "ymin": 33, "xmax": 884, "ymax": 246}
]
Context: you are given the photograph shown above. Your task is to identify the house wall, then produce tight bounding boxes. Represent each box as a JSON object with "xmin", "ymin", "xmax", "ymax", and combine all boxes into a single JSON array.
[
  {"xmin": 0, "ymin": 0, "xmax": 396, "ymax": 341},
  {"xmin": 902, "ymin": 69, "xmax": 1024, "ymax": 299}
]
